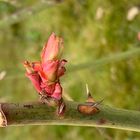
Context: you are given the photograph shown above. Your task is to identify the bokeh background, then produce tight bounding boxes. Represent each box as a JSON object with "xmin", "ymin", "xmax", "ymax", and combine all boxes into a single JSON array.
[{"xmin": 0, "ymin": 0, "xmax": 140, "ymax": 139}]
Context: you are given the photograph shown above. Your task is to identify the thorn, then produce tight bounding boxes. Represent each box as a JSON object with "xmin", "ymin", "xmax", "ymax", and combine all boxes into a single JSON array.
[
  {"xmin": 91, "ymin": 99, "xmax": 104, "ymax": 107},
  {"xmin": 57, "ymin": 99, "xmax": 66, "ymax": 116},
  {"xmin": 58, "ymin": 102, "xmax": 65, "ymax": 114},
  {"xmin": 86, "ymin": 83, "xmax": 89, "ymax": 95},
  {"xmin": 86, "ymin": 84, "xmax": 95, "ymax": 103}
]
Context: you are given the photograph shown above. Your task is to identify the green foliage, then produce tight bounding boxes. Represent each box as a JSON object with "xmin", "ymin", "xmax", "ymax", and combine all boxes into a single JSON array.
[{"xmin": 0, "ymin": 0, "xmax": 140, "ymax": 139}]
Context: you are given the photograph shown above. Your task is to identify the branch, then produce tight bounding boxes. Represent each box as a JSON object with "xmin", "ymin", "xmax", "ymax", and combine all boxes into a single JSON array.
[
  {"xmin": 0, "ymin": 101, "xmax": 140, "ymax": 132},
  {"xmin": 0, "ymin": 0, "xmax": 62, "ymax": 27},
  {"xmin": 68, "ymin": 47, "xmax": 140, "ymax": 72}
]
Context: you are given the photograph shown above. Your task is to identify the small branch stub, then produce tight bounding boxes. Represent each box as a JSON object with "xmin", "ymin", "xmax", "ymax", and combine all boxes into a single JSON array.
[{"xmin": 0, "ymin": 104, "xmax": 7, "ymax": 127}]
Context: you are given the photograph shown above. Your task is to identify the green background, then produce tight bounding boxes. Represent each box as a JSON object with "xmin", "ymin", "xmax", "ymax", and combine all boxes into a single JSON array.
[{"xmin": 0, "ymin": 0, "xmax": 140, "ymax": 139}]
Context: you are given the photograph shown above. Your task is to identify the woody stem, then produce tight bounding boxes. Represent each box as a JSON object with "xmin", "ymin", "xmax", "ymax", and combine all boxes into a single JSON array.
[{"xmin": 0, "ymin": 101, "xmax": 140, "ymax": 132}]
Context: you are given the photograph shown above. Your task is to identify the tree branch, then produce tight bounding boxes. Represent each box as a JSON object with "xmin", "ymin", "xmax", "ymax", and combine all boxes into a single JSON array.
[
  {"xmin": 0, "ymin": 101, "xmax": 140, "ymax": 132},
  {"xmin": 0, "ymin": 0, "xmax": 62, "ymax": 27}
]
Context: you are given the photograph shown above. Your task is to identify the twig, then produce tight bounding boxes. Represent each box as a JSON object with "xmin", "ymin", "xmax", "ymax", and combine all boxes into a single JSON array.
[
  {"xmin": 68, "ymin": 47, "xmax": 140, "ymax": 72},
  {"xmin": 0, "ymin": 0, "xmax": 62, "ymax": 27},
  {"xmin": 0, "ymin": 101, "xmax": 140, "ymax": 132}
]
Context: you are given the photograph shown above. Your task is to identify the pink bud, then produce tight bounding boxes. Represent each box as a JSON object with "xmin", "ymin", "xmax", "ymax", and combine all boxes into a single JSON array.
[
  {"xmin": 23, "ymin": 33, "xmax": 67, "ymax": 102},
  {"xmin": 41, "ymin": 33, "xmax": 63, "ymax": 63}
]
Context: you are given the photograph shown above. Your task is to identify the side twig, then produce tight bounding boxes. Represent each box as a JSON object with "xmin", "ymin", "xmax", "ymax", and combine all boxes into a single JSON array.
[
  {"xmin": 68, "ymin": 47, "xmax": 140, "ymax": 72},
  {"xmin": 0, "ymin": 0, "xmax": 62, "ymax": 27}
]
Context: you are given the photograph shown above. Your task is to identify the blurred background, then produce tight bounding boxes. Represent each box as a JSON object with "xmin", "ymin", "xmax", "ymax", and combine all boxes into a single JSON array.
[{"xmin": 0, "ymin": 0, "xmax": 140, "ymax": 139}]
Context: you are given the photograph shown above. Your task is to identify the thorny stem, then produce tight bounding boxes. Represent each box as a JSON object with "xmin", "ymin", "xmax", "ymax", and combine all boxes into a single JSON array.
[{"xmin": 0, "ymin": 101, "xmax": 140, "ymax": 132}]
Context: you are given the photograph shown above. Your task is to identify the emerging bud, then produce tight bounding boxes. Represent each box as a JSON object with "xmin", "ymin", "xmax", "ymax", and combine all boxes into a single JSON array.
[
  {"xmin": 23, "ymin": 33, "xmax": 67, "ymax": 109},
  {"xmin": 41, "ymin": 33, "xmax": 63, "ymax": 63}
]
